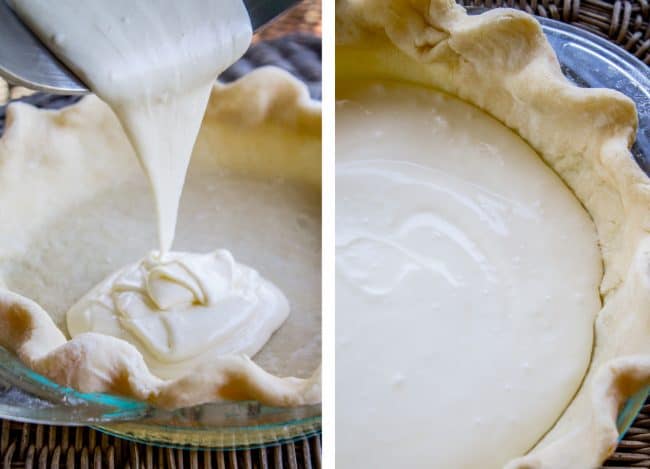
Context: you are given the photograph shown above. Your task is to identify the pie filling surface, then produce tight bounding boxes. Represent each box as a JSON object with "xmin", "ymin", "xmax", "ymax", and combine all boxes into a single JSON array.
[{"xmin": 336, "ymin": 81, "xmax": 602, "ymax": 468}]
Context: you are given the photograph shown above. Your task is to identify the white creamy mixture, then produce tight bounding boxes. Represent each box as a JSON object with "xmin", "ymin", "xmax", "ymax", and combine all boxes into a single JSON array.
[
  {"xmin": 3, "ymin": 168, "xmax": 321, "ymax": 381},
  {"xmin": 66, "ymin": 250, "xmax": 289, "ymax": 379},
  {"xmin": 336, "ymin": 81, "xmax": 602, "ymax": 468},
  {"xmin": 9, "ymin": 1, "xmax": 289, "ymax": 375}
]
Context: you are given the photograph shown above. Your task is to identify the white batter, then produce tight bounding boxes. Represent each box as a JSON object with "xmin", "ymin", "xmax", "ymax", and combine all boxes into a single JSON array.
[
  {"xmin": 66, "ymin": 250, "xmax": 289, "ymax": 379},
  {"xmin": 9, "ymin": 1, "xmax": 291, "ymax": 374},
  {"xmin": 336, "ymin": 81, "xmax": 602, "ymax": 468},
  {"xmin": 10, "ymin": 0, "xmax": 251, "ymax": 253}
]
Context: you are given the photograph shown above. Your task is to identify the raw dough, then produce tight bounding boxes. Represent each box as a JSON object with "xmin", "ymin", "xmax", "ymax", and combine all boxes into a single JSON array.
[
  {"xmin": 336, "ymin": 1, "xmax": 650, "ymax": 467},
  {"xmin": 337, "ymin": 80, "xmax": 602, "ymax": 468}
]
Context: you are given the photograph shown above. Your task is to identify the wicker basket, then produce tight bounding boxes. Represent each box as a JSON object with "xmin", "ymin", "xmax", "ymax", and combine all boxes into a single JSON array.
[{"xmin": 0, "ymin": 420, "xmax": 321, "ymax": 468}]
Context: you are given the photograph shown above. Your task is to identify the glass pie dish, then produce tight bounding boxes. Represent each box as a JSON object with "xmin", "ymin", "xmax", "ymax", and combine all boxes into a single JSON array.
[{"xmin": 0, "ymin": 63, "xmax": 321, "ymax": 447}]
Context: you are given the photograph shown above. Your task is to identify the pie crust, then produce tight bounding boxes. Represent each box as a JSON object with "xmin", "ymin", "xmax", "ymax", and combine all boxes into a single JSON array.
[
  {"xmin": 0, "ymin": 67, "xmax": 322, "ymax": 409},
  {"xmin": 336, "ymin": 1, "xmax": 650, "ymax": 467}
]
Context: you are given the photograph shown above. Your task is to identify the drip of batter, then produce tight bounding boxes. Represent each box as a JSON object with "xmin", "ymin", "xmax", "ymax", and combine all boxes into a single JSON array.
[
  {"xmin": 11, "ymin": 1, "xmax": 290, "ymax": 372},
  {"xmin": 336, "ymin": 81, "xmax": 602, "ymax": 468}
]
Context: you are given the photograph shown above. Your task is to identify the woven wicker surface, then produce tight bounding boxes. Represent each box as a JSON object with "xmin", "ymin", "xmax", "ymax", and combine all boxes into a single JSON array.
[
  {"xmin": 0, "ymin": 420, "xmax": 321, "ymax": 469},
  {"xmin": 254, "ymin": 0, "xmax": 321, "ymax": 41}
]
